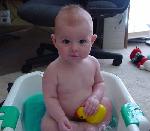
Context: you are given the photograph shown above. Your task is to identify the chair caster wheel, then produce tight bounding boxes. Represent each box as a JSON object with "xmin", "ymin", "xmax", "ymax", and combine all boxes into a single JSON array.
[
  {"xmin": 21, "ymin": 64, "xmax": 32, "ymax": 73},
  {"xmin": 37, "ymin": 47, "xmax": 44, "ymax": 56},
  {"xmin": 0, "ymin": 100, "xmax": 4, "ymax": 107},
  {"xmin": 112, "ymin": 58, "xmax": 122, "ymax": 66},
  {"xmin": 8, "ymin": 83, "xmax": 13, "ymax": 92}
]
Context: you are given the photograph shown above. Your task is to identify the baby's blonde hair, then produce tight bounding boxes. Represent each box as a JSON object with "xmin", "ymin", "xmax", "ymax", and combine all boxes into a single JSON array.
[{"xmin": 54, "ymin": 4, "xmax": 93, "ymax": 33}]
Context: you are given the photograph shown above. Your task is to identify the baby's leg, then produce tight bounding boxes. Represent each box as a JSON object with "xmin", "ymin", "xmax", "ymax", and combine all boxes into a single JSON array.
[
  {"xmin": 41, "ymin": 113, "xmax": 104, "ymax": 131},
  {"xmin": 41, "ymin": 113, "xmax": 91, "ymax": 131},
  {"xmin": 75, "ymin": 122, "xmax": 101, "ymax": 131},
  {"xmin": 99, "ymin": 97, "xmax": 112, "ymax": 127},
  {"xmin": 72, "ymin": 97, "xmax": 112, "ymax": 131},
  {"xmin": 41, "ymin": 114, "xmax": 88, "ymax": 131},
  {"xmin": 41, "ymin": 113, "xmax": 59, "ymax": 131},
  {"xmin": 64, "ymin": 121, "xmax": 95, "ymax": 131}
]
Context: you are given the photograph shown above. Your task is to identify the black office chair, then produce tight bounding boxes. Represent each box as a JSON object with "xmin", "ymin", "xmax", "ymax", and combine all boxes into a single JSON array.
[{"xmin": 18, "ymin": 0, "xmax": 130, "ymax": 73}]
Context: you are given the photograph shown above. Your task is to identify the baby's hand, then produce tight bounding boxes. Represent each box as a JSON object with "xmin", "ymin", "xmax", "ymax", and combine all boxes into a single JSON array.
[
  {"xmin": 82, "ymin": 96, "xmax": 99, "ymax": 116},
  {"xmin": 58, "ymin": 116, "xmax": 72, "ymax": 131}
]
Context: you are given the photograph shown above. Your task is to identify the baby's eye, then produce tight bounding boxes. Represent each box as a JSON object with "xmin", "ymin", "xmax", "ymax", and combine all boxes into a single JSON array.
[
  {"xmin": 79, "ymin": 40, "xmax": 87, "ymax": 44},
  {"xmin": 62, "ymin": 39, "xmax": 70, "ymax": 44}
]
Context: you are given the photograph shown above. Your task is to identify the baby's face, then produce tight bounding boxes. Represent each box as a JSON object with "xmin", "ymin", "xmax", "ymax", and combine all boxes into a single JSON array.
[{"xmin": 52, "ymin": 22, "xmax": 97, "ymax": 64}]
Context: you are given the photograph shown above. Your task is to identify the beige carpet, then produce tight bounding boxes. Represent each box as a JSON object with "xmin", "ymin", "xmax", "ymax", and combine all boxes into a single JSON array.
[
  {"xmin": 0, "ymin": 43, "xmax": 150, "ymax": 121},
  {"xmin": 100, "ymin": 44, "xmax": 150, "ymax": 121}
]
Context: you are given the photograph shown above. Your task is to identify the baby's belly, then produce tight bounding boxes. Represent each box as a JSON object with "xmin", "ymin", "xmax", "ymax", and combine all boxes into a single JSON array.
[{"xmin": 59, "ymin": 91, "xmax": 90, "ymax": 118}]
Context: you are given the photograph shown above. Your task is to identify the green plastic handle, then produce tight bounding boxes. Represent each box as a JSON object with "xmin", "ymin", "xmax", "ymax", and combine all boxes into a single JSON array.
[
  {"xmin": 0, "ymin": 106, "xmax": 20, "ymax": 130},
  {"xmin": 121, "ymin": 103, "xmax": 144, "ymax": 127}
]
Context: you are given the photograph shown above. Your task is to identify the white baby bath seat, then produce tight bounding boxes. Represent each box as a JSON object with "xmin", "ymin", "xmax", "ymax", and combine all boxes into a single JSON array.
[{"xmin": 0, "ymin": 71, "xmax": 150, "ymax": 131}]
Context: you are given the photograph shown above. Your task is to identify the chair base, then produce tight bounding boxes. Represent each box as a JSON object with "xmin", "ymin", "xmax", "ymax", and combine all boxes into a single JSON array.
[
  {"xmin": 146, "ymin": 42, "xmax": 150, "ymax": 46},
  {"xmin": 128, "ymin": 37, "xmax": 150, "ymax": 46},
  {"xmin": 0, "ymin": 33, "xmax": 20, "ymax": 42},
  {"xmin": 21, "ymin": 44, "xmax": 123, "ymax": 73},
  {"xmin": 90, "ymin": 47, "xmax": 123, "ymax": 66},
  {"xmin": 21, "ymin": 53, "xmax": 58, "ymax": 73}
]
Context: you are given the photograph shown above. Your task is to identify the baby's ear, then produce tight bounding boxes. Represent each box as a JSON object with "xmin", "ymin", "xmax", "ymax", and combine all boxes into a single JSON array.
[
  {"xmin": 91, "ymin": 34, "xmax": 97, "ymax": 44},
  {"xmin": 51, "ymin": 34, "xmax": 56, "ymax": 45}
]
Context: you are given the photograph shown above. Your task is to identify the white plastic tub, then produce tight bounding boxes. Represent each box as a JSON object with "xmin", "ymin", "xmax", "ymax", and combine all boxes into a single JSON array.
[{"xmin": 0, "ymin": 71, "xmax": 150, "ymax": 131}]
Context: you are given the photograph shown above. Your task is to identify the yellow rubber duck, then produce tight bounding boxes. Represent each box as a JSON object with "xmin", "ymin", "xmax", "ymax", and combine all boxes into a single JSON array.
[{"xmin": 76, "ymin": 104, "xmax": 107, "ymax": 124}]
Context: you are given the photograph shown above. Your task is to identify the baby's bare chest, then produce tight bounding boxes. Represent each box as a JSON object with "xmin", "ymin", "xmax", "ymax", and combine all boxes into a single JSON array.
[{"xmin": 57, "ymin": 67, "xmax": 95, "ymax": 94}]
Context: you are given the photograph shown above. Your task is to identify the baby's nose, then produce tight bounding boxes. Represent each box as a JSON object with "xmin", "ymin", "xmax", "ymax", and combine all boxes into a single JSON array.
[{"xmin": 71, "ymin": 43, "xmax": 79, "ymax": 52}]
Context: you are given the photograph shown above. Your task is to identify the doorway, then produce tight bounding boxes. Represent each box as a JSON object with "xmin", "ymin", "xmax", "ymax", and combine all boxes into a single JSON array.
[{"xmin": 128, "ymin": 0, "xmax": 150, "ymax": 39}]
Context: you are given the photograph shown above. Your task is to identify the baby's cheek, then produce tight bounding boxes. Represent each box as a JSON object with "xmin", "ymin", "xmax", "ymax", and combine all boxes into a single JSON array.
[
  {"xmin": 82, "ymin": 49, "xmax": 91, "ymax": 56},
  {"xmin": 59, "ymin": 48, "xmax": 69, "ymax": 56}
]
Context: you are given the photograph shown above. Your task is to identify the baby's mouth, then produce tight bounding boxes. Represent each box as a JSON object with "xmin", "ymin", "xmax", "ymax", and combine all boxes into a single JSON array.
[{"xmin": 70, "ymin": 54, "xmax": 80, "ymax": 57}]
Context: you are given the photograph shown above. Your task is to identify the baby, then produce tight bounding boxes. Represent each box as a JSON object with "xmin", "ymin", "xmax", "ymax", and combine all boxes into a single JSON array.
[{"xmin": 41, "ymin": 4, "xmax": 112, "ymax": 131}]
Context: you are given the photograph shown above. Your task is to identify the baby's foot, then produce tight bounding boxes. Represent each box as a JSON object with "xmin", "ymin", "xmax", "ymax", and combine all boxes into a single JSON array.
[
  {"xmin": 86, "ymin": 127, "xmax": 98, "ymax": 131},
  {"xmin": 84, "ymin": 125, "xmax": 99, "ymax": 131},
  {"xmin": 99, "ymin": 124, "xmax": 112, "ymax": 131},
  {"xmin": 98, "ymin": 124, "xmax": 106, "ymax": 131}
]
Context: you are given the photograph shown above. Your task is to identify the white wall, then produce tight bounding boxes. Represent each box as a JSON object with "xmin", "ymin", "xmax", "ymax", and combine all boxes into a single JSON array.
[{"xmin": 103, "ymin": 9, "xmax": 128, "ymax": 49}]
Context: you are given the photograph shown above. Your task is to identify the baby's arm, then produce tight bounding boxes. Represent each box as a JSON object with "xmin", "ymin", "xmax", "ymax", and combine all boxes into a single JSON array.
[
  {"xmin": 91, "ymin": 59, "xmax": 104, "ymax": 102},
  {"xmin": 42, "ymin": 64, "xmax": 72, "ymax": 130},
  {"xmin": 83, "ymin": 58, "xmax": 105, "ymax": 115}
]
